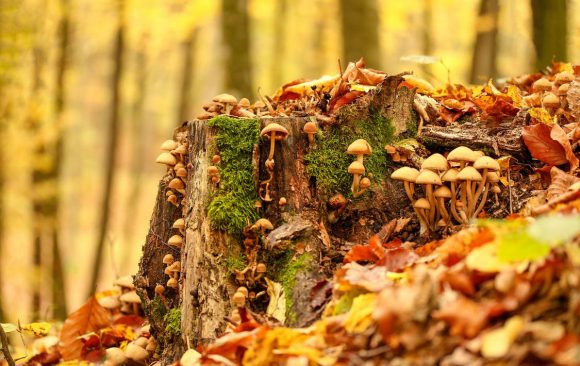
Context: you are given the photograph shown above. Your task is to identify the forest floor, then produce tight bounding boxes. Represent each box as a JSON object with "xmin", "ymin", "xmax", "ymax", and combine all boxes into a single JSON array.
[{"xmin": 2, "ymin": 60, "xmax": 580, "ymax": 366}]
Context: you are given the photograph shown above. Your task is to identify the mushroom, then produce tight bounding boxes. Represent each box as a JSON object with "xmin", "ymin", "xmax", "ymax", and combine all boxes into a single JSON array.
[
  {"xmin": 125, "ymin": 343, "xmax": 149, "ymax": 363},
  {"xmin": 303, "ymin": 121, "xmax": 318, "ymax": 147},
  {"xmin": 175, "ymin": 166, "xmax": 187, "ymax": 178},
  {"xmin": 197, "ymin": 111, "xmax": 217, "ymax": 120},
  {"xmin": 441, "ymin": 168, "xmax": 462, "ymax": 224},
  {"xmin": 208, "ymin": 166, "xmax": 220, "ymax": 185},
  {"xmin": 119, "ymin": 291, "xmax": 141, "ymax": 315},
  {"xmin": 278, "ymin": 197, "xmax": 287, "ymax": 206},
  {"xmin": 114, "ymin": 275, "xmax": 135, "ymax": 293},
  {"xmin": 415, "ymin": 169, "xmax": 442, "ymax": 226},
  {"xmin": 168, "ymin": 177, "xmax": 185, "ymax": 190},
  {"xmin": 473, "ymin": 156, "xmax": 500, "ymax": 214},
  {"xmin": 168, "ymin": 234, "xmax": 183, "ymax": 249},
  {"xmin": 391, "ymin": 167, "xmax": 420, "ymax": 202},
  {"xmin": 213, "ymin": 93, "xmax": 237, "ymax": 115},
  {"xmin": 347, "ymin": 161, "xmax": 366, "ymax": 196},
  {"xmin": 447, "ymin": 146, "xmax": 477, "ymax": 211},
  {"xmin": 255, "ymin": 263, "xmax": 267, "ymax": 281},
  {"xmin": 145, "ymin": 337, "xmax": 158, "ymax": 353},
  {"xmin": 491, "ymin": 184, "xmax": 501, "ymax": 205},
  {"xmin": 172, "ymin": 218, "xmax": 185, "ymax": 234},
  {"xmin": 156, "ymin": 152, "xmax": 177, "ymax": 166},
  {"xmin": 239, "ymin": 98, "xmax": 251, "ymax": 108},
  {"xmin": 211, "ymin": 154, "xmax": 221, "ymax": 165},
  {"xmin": 347, "ymin": 139, "xmax": 372, "ymax": 164},
  {"xmin": 260, "ymin": 123, "xmax": 289, "ymax": 170},
  {"xmin": 434, "ymin": 186, "xmax": 452, "ymax": 226},
  {"xmin": 162, "ymin": 254, "xmax": 174, "ymax": 266},
  {"xmin": 167, "ymin": 277, "xmax": 178, "ymax": 289},
  {"xmin": 160, "ymin": 140, "xmax": 178, "ymax": 151},
  {"xmin": 106, "ymin": 347, "xmax": 127, "ymax": 366},
  {"xmin": 167, "ymin": 194, "xmax": 178, "ymax": 206},
  {"xmin": 356, "ymin": 177, "xmax": 371, "ymax": 197},
  {"xmin": 554, "ymin": 71, "xmax": 574, "ymax": 86},
  {"xmin": 456, "ymin": 166, "xmax": 483, "ymax": 220},
  {"xmin": 98, "ymin": 295, "xmax": 121, "ymax": 312},
  {"xmin": 532, "ymin": 78, "xmax": 552, "ymax": 93},
  {"xmin": 327, "ymin": 193, "xmax": 348, "ymax": 223},
  {"xmin": 420, "ymin": 153, "xmax": 448, "ymax": 175},
  {"xmin": 542, "ymin": 92, "xmax": 560, "ymax": 115},
  {"xmin": 413, "ymin": 198, "xmax": 431, "ymax": 236},
  {"xmin": 474, "ymin": 171, "xmax": 500, "ymax": 217},
  {"xmin": 252, "ymin": 218, "xmax": 274, "ymax": 238},
  {"xmin": 171, "ymin": 144, "xmax": 187, "ymax": 161},
  {"xmin": 232, "ymin": 291, "xmax": 247, "ymax": 308}
]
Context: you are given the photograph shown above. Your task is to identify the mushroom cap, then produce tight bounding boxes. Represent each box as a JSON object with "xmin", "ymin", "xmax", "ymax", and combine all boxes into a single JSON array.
[
  {"xmin": 328, "ymin": 193, "xmax": 347, "ymax": 208},
  {"xmin": 167, "ymin": 278, "xmax": 178, "ymax": 288},
  {"xmin": 347, "ymin": 139, "xmax": 372, "ymax": 156},
  {"xmin": 278, "ymin": 197, "xmax": 287, "ymax": 206},
  {"xmin": 347, "ymin": 161, "xmax": 366, "ymax": 175},
  {"xmin": 172, "ymin": 218, "xmax": 185, "ymax": 230},
  {"xmin": 558, "ymin": 83, "xmax": 569, "ymax": 96},
  {"xmin": 486, "ymin": 172, "xmax": 500, "ymax": 183},
  {"xmin": 120, "ymin": 291, "xmax": 141, "ymax": 304},
  {"xmin": 414, "ymin": 198, "xmax": 431, "ymax": 209},
  {"xmin": 160, "ymin": 140, "xmax": 178, "ymax": 151},
  {"xmin": 156, "ymin": 152, "xmax": 177, "ymax": 166},
  {"xmin": 175, "ymin": 167, "xmax": 188, "ymax": 178},
  {"xmin": 457, "ymin": 166, "xmax": 483, "ymax": 181},
  {"xmin": 114, "ymin": 275, "xmax": 135, "ymax": 289},
  {"xmin": 260, "ymin": 123, "xmax": 289, "ymax": 139},
  {"xmin": 254, "ymin": 218, "xmax": 274, "ymax": 231},
  {"xmin": 98, "ymin": 295, "xmax": 121, "ymax": 309},
  {"xmin": 168, "ymin": 178, "xmax": 185, "ymax": 190},
  {"xmin": 213, "ymin": 93, "xmax": 237, "ymax": 105},
  {"xmin": 172, "ymin": 145, "xmax": 187, "ymax": 155},
  {"xmin": 162, "ymin": 254, "xmax": 174, "ymax": 265},
  {"xmin": 232, "ymin": 291, "xmax": 246, "ymax": 306},
  {"xmin": 434, "ymin": 186, "xmax": 452, "ymax": 198},
  {"xmin": 253, "ymin": 101, "xmax": 266, "ymax": 109},
  {"xmin": 359, "ymin": 177, "xmax": 371, "ymax": 189},
  {"xmin": 415, "ymin": 169, "xmax": 442, "ymax": 185},
  {"xmin": 542, "ymin": 92, "xmax": 560, "ymax": 109},
  {"xmin": 441, "ymin": 168, "xmax": 459, "ymax": 182},
  {"xmin": 474, "ymin": 156, "xmax": 500, "ymax": 171},
  {"xmin": 390, "ymin": 167, "xmax": 419, "ymax": 182},
  {"xmin": 447, "ymin": 146, "xmax": 478, "ymax": 163},
  {"xmin": 491, "ymin": 185, "xmax": 501, "ymax": 193},
  {"xmin": 212, "ymin": 155, "xmax": 221, "ymax": 164},
  {"xmin": 197, "ymin": 111, "xmax": 217, "ymax": 120},
  {"xmin": 207, "ymin": 166, "xmax": 219, "ymax": 176},
  {"xmin": 555, "ymin": 71, "xmax": 574, "ymax": 84},
  {"xmin": 532, "ymin": 78, "xmax": 552, "ymax": 92},
  {"xmin": 256, "ymin": 263, "xmax": 267, "ymax": 273},
  {"xmin": 421, "ymin": 153, "xmax": 448, "ymax": 171},
  {"xmin": 238, "ymin": 98, "xmax": 251, "ymax": 108},
  {"xmin": 168, "ymin": 234, "xmax": 183, "ymax": 247},
  {"xmin": 125, "ymin": 343, "xmax": 149, "ymax": 362},
  {"xmin": 169, "ymin": 261, "xmax": 181, "ymax": 272},
  {"xmin": 303, "ymin": 121, "xmax": 318, "ymax": 134},
  {"xmin": 154, "ymin": 284, "xmax": 165, "ymax": 295},
  {"xmin": 106, "ymin": 347, "xmax": 127, "ymax": 366}
]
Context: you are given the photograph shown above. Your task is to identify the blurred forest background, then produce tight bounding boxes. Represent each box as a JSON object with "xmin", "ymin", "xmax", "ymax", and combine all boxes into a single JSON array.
[{"xmin": 0, "ymin": 0, "xmax": 578, "ymax": 324}]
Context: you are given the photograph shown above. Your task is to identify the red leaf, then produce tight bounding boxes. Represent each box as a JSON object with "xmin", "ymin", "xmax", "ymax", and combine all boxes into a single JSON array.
[
  {"xmin": 113, "ymin": 314, "xmax": 146, "ymax": 328},
  {"xmin": 333, "ymin": 90, "xmax": 364, "ymax": 110},
  {"xmin": 379, "ymin": 247, "xmax": 418, "ymax": 272},
  {"xmin": 522, "ymin": 123, "xmax": 568, "ymax": 166}
]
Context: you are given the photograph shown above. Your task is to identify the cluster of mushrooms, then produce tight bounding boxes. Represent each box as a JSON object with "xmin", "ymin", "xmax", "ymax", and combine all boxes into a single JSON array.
[
  {"xmin": 95, "ymin": 277, "xmax": 158, "ymax": 364},
  {"xmin": 155, "ymin": 134, "xmax": 188, "ymax": 296},
  {"xmin": 347, "ymin": 139, "xmax": 373, "ymax": 197},
  {"xmin": 197, "ymin": 93, "xmax": 273, "ymax": 120},
  {"xmin": 391, "ymin": 146, "xmax": 501, "ymax": 234},
  {"xmin": 521, "ymin": 71, "xmax": 576, "ymax": 115}
]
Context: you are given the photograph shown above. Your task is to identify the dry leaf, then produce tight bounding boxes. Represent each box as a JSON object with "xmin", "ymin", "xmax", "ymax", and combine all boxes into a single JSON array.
[
  {"xmin": 547, "ymin": 166, "xmax": 580, "ymax": 200},
  {"xmin": 522, "ymin": 123, "xmax": 568, "ymax": 166},
  {"xmin": 58, "ymin": 296, "xmax": 110, "ymax": 360},
  {"xmin": 481, "ymin": 316, "xmax": 524, "ymax": 359},
  {"xmin": 550, "ymin": 123, "xmax": 579, "ymax": 171},
  {"xmin": 265, "ymin": 278, "xmax": 286, "ymax": 324}
]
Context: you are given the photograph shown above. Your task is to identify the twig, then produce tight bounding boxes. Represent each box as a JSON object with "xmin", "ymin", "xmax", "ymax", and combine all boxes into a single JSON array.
[
  {"xmin": 0, "ymin": 324, "xmax": 16, "ymax": 366},
  {"xmin": 508, "ymin": 165, "xmax": 513, "ymax": 215},
  {"xmin": 532, "ymin": 188, "xmax": 580, "ymax": 216}
]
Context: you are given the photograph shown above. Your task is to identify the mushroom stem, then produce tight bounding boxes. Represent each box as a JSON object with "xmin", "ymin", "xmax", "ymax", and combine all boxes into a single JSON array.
[
  {"xmin": 307, "ymin": 133, "xmax": 315, "ymax": 146},
  {"xmin": 351, "ymin": 173, "xmax": 361, "ymax": 196},
  {"xmin": 417, "ymin": 209, "xmax": 430, "ymax": 236},
  {"xmin": 474, "ymin": 182, "xmax": 491, "ymax": 218},
  {"xmin": 403, "ymin": 181, "xmax": 414, "ymax": 202},
  {"xmin": 425, "ymin": 184, "xmax": 436, "ymax": 226},
  {"xmin": 449, "ymin": 183, "xmax": 463, "ymax": 224},
  {"xmin": 356, "ymin": 154, "xmax": 364, "ymax": 164},
  {"xmin": 437, "ymin": 198, "xmax": 450, "ymax": 224},
  {"xmin": 465, "ymin": 181, "xmax": 474, "ymax": 221},
  {"xmin": 472, "ymin": 168, "xmax": 488, "ymax": 214},
  {"xmin": 267, "ymin": 132, "xmax": 277, "ymax": 161}
]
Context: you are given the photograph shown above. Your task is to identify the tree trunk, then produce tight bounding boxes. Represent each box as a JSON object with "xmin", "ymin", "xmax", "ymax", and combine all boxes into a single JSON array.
[
  {"xmin": 89, "ymin": 0, "xmax": 125, "ymax": 296},
  {"xmin": 270, "ymin": 0, "xmax": 286, "ymax": 89},
  {"xmin": 469, "ymin": 0, "xmax": 499, "ymax": 84},
  {"xmin": 531, "ymin": 0, "xmax": 567, "ymax": 70},
  {"xmin": 136, "ymin": 78, "xmax": 419, "ymax": 362},
  {"xmin": 177, "ymin": 27, "xmax": 198, "ymax": 123},
  {"xmin": 221, "ymin": 0, "xmax": 252, "ymax": 99},
  {"xmin": 421, "ymin": 0, "xmax": 433, "ymax": 77},
  {"xmin": 339, "ymin": 0, "xmax": 380, "ymax": 68}
]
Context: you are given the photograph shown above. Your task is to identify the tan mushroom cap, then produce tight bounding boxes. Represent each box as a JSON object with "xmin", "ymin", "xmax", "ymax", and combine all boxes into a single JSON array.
[
  {"xmin": 114, "ymin": 275, "xmax": 135, "ymax": 289},
  {"xmin": 238, "ymin": 98, "xmax": 251, "ymax": 108},
  {"xmin": 232, "ymin": 291, "xmax": 246, "ymax": 306},
  {"xmin": 168, "ymin": 234, "xmax": 183, "ymax": 247},
  {"xmin": 542, "ymin": 93, "xmax": 560, "ymax": 109},
  {"xmin": 441, "ymin": 168, "xmax": 459, "ymax": 182},
  {"xmin": 347, "ymin": 139, "xmax": 373, "ymax": 156},
  {"xmin": 213, "ymin": 93, "xmax": 237, "ymax": 105},
  {"xmin": 106, "ymin": 347, "xmax": 127, "ymax": 365},
  {"xmin": 532, "ymin": 78, "xmax": 552, "ymax": 92},
  {"xmin": 491, "ymin": 185, "xmax": 501, "ymax": 193},
  {"xmin": 434, "ymin": 186, "xmax": 452, "ymax": 198},
  {"xmin": 359, "ymin": 177, "xmax": 371, "ymax": 189},
  {"xmin": 555, "ymin": 71, "xmax": 574, "ymax": 85},
  {"xmin": 421, "ymin": 153, "xmax": 448, "ymax": 171},
  {"xmin": 474, "ymin": 156, "xmax": 500, "ymax": 171},
  {"xmin": 303, "ymin": 121, "xmax": 318, "ymax": 134},
  {"xmin": 256, "ymin": 263, "xmax": 267, "ymax": 273},
  {"xmin": 486, "ymin": 172, "xmax": 500, "ymax": 183},
  {"xmin": 167, "ymin": 278, "xmax": 178, "ymax": 289},
  {"xmin": 98, "ymin": 295, "xmax": 121, "ymax": 309},
  {"xmin": 168, "ymin": 178, "xmax": 185, "ymax": 190},
  {"xmin": 162, "ymin": 254, "xmax": 174, "ymax": 265},
  {"xmin": 260, "ymin": 123, "xmax": 289, "ymax": 139},
  {"xmin": 391, "ymin": 167, "xmax": 419, "ymax": 182},
  {"xmin": 437, "ymin": 219, "xmax": 447, "ymax": 227},
  {"xmin": 348, "ymin": 161, "xmax": 366, "ymax": 175},
  {"xmin": 207, "ymin": 166, "xmax": 219, "ymax": 176},
  {"xmin": 154, "ymin": 284, "xmax": 165, "ymax": 295},
  {"xmin": 160, "ymin": 140, "xmax": 178, "ymax": 151},
  {"xmin": 558, "ymin": 83, "xmax": 569, "ymax": 96},
  {"xmin": 447, "ymin": 146, "xmax": 477, "ymax": 163},
  {"xmin": 120, "ymin": 291, "xmax": 141, "ymax": 304},
  {"xmin": 172, "ymin": 218, "xmax": 185, "ymax": 230},
  {"xmin": 125, "ymin": 343, "xmax": 149, "ymax": 362},
  {"xmin": 414, "ymin": 198, "xmax": 431, "ymax": 210},
  {"xmin": 254, "ymin": 218, "xmax": 274, "ymax": 231},
  {"xmin": 415, "ymin": 169, "xmax": 442, "ymax": 185},
  {"xmin": 172, "ymin": 145, "xmax": 187, "ymax": 155},
  {"xmin": 156, "ymin": 152, "xmax": 177, "ymax": 166},
  {"xmin": 457, "ymin": 166, "xmax": 483, "ymax": 181}
]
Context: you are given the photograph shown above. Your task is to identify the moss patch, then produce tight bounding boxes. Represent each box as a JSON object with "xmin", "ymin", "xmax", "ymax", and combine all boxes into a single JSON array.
[
  {"xmin": 207, "ymin": 116, "xmax": 260, "ymax": 235},
  {"xmin": 163, "ymin": 308, "xmax": 181, "ymax": 337},
  {"xmin": 305, "ymin": 114, "xmax": 396, "ymax": 196},
  {"xmin": 223, "ymin": 240, "xmax": 248, "ymax": 275}
]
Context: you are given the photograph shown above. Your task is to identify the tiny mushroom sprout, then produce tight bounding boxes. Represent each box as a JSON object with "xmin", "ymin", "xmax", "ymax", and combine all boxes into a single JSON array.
[
  {"xmin": 413, "ymin": 198, "xmax": 431, "ymax": 235},
  {"xmin": 348, "ymin": 161, "xmax": 366, "ymax": 196},
  {"xmin": 259, "ymin": 123, "xmax": 289, "ymax": 202},
  {"xmin": 303, "ymin": 121, "xmax": 318, "ymax": 147},
  {"xmin": 472, "ymin": 156, "xmax": 500, "ymax": 214},
  {"xmin": 213, "ymin": 93, "xmax": 237, "ymax": 115},
  {"xmin": 491, "ymin": 185, "xmax": 501, "ymax": 205},
  {"xmin": 347, "ymin": 139, "xmax": 372, "ymax": 164},
  {"xmin": 456, "ymin": 166, "xmax": 483, "ymax": 220},
  {"xmin": 208, "ymin": 165, "xmax": 220, "ymax": 185},
  {"xmin": 162, "ymin": 254, "xmax": 174, "ymax": 265},
  {"xmin": 415, "ymin": 169, "xmax": 442, "ymax": 226},
  {"xmin": 357, "ymin": 177, "xmax": 371, "ymax": 197},
  {"xmin": 278, "ymin": 197, "xmax": 287, "ymax": 206},
  {"xmin": 168, "ymin": 234, "xmax": 183, "ymax": 249}
]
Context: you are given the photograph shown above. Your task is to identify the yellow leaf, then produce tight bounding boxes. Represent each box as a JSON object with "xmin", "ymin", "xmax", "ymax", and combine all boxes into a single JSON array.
[
  {"xmin": 350, "ymin": 83, "xmax": 376, "ymax": 92},
  {"xmin": 1, "ymin": 323, "xmax": 17, "ymax": 333},
  {"xmin": 506, "ymin": 85, "xmax": 525, "ymax": 108},
  {"xmin": 21, "ymin": 322, "xmax": 51, "ymax": 336},
  {"xmin": 465, "ymin": 243, "xmax": 505, "ymax": 272},
  {"xmin": 285, "ymin": 75, "xmax": 340, "ymax": 95},
  {"xmin": 265, "ymin": 278, "xmax": 286, "ymax": 324},
  {"xmin": 344, "ymin": 293, "xmax": 377, "ymax": 333},
  {"xmin": 528, "ymin": 107, "xmax": 555, "ymax": 125},
  {"xmin": 496, "ymin": 156, "xmax": 511, "ymax": 171},
  {"xmin": 481, "ymin": 316, "xmax": 524, "ymax": 358}
]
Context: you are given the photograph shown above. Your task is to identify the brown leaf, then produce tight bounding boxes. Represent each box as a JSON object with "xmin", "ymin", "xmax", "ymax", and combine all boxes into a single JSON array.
[
  {"xmin": 550, "ymin": 123, "xmax": 579, "ymax": 171},
  {"xmin": 432, "ymin": 296, "xmax": 492, "ymax": 338},
  {"xmin": 522, "ymin": 123, "xmax": 568, "ymax": 166},
  {"xmin": 58, "ymin": 296, "xmax": 110, "ymax": 360},
  {"xmin": 547, "ymin": 166, "xmax": 580, "ymax": 200}
]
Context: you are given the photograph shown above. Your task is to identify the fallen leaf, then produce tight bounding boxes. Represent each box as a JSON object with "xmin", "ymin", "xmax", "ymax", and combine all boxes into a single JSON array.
[
  {"xmin": 58, "ymin": 296, "xmax": 110, "ymax": 361},
  {"xmin": 265, "ymin": 278, "xmax": 286, "ymax": 324},
  {"xmin": 433, "ymin": 296, "xmax": 492, "ymax": 338},
  {"xmin": 20, "ymin": 322, "xmax": 52, "ymax": 337},
  {"xmin": 522, "ymin": 123, "xmax": 568, "ymax": 167},
  {"xmin": 547, "ymin": 166, "xmax": 579, "ymax": 200},
  {"xmin": 344, "ymin": 293, "xmax": 377, "ymax": 334},
  {"xmin": 549, "ymin": 123, "xmax": 579, "ymax": 171},
  {"xmin": 1, "ymin": 323, "xmax": 17, "ymax": 333},
  {"xmin": 481, "ymin": 316, "xmax": 524, "ymax": 358}
]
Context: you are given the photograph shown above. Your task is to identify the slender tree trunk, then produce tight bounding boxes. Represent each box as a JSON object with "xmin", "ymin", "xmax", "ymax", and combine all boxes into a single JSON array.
[
  {"xmin": 271, "ymin": 0, "xmax": 286, "ymax": 88},
  {"xmin": 89, "ymin": 0, "xmax": 125, "ymax": 296},
  {"xmin": 0, "ymin": 0, "xmax": 8, "ymax": 323},
  {"xmin": 221, "ymin": 0, "xmax": 252, "ymax": 99},
  {"xmin": 421, "ymin": 0, "xmax": 433, "ymax": 76},
  {"xmin": 339, "ymin": 0, "xmax": 380, "ymax": 68},
  {"xmin": 177, "ymin": 28, "xmax": 198, "ymax": 122},
  {"xmin": 470, "ymin": 0, "xmax": 499, "ymax": 84},
  {"xmin": 531, "ymin": 0, "xmax": 567, "ymax": 70},
  {"xmin": 50, "ymin": 0, "xmax": 70, "ymax": 320}
]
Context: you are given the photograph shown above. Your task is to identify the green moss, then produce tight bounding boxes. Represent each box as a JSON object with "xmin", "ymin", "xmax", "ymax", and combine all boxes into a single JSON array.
[
  {"xmin": 332, "ymin": 289, "xmax": 367, "ymax": 315},
  {"xmin": 151, "ymin": 296, "xmax": 167, "ymax": 320},
  {"xmin": 305, "ymin": 113, "xmax": 395, "ymax": 196},
  {"xmin": 207, "ymin": 116, "xmax": 260, "ymax": 235},
  {"xmin": 163, "ymin": 308, "xmax": 181, "ymax": 337},
  {"xmin": 223, "ymin": 241, "xmax": 248, "ymax": 275}
]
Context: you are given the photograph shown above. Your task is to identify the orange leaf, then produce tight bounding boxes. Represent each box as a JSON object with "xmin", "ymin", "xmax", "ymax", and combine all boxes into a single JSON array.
[
  {"xmin": 59, "ymin": 296, "xmax": 110, "ymax": 360},
  {"xmin": 550, "ymin": 123, "xmax": 579, "ymax": 171},
  {"xmin": 522, "ymin": 123, "xmax": 568, "ymax": 167}
]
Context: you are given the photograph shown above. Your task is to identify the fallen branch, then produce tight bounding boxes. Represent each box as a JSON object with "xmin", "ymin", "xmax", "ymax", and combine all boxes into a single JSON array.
[{"xmin": 532, "ymin": 188, "xmax": 580, "ymax": 216}]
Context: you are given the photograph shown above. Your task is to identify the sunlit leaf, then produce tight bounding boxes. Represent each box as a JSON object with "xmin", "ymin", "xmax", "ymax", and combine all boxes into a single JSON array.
[
  {"xmin": 400, "ymin": 54, "xmax": 441, "ymax": 64},
  {"xmin": 527, "ymin": 215, "xmax": 580, "ymax": 245},
  {"xmin": 481, "ymin": 316, "xmax": 524, "ymax": 358},
  {"xmin": 20, "ymin": 322, "xmax": 51, "ymax": 336},
  {"xmin": 265, "ymin": 278, "xmax": 286, "ymax": 324},
  {"xmin": 1, "ymin": 323, "xmax": 17, "ymax": 333},
  {"xmin": 344, "ymin": 293, "xmax": 377, "ymax": 334},
  {"xmin": 497, "ymin": 231, "xmax": 550, "ymax": 263}
]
